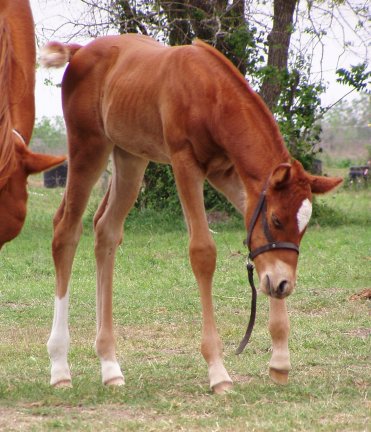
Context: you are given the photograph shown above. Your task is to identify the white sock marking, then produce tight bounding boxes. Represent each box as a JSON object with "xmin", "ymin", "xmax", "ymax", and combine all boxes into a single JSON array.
[
  {"xmin": 101, "ymin": 359, "xmax": 124, "ymax": 385},
  {"xmin": 47, "ymin": 291, "xmax": 71, "ymax": 384}
]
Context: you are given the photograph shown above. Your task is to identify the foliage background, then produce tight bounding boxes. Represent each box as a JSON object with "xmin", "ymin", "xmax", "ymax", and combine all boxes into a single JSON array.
[{"xmin": 32, "ymin": 1, "xmax": 370, "ymax": 212}]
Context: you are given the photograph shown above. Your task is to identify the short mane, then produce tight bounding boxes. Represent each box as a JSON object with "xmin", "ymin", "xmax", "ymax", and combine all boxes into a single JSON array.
[{"xmin": 192, "ymin": 39, "xmax": 285, "ymax": 146}]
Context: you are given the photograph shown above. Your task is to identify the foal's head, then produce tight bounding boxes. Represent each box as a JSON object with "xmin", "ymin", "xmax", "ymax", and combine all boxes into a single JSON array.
[
  {"xmin": 247, "ymin": 160, "xmax": 342, "ymax": 298},
  {"xmin": 0, "ymin": 136, "xmax": 65, "ymax": 250}
]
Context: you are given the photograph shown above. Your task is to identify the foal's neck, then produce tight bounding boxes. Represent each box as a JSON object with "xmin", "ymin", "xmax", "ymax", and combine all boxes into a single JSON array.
[
  {"xmin": 223, "ymin": 109, "xmax": 290, "ymax": 196},
  {"xmin": 212, "ymin": 77, "xmax": 290, "ymax": 192}
]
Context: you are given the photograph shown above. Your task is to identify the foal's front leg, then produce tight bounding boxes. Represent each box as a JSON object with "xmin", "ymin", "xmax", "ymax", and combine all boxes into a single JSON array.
[
  {"xmin": 172, "ymin": 150, "xmax": 233, "ymax": 393},
  {"xmin": 268, "ymin": 298, "xmax": 291, "ymax": 384}
]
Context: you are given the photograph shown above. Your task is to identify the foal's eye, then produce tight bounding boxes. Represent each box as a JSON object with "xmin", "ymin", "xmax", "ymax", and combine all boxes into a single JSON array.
[{"xmin": 271, "ymin": 214, "xmax": 283, "ymax": 229}]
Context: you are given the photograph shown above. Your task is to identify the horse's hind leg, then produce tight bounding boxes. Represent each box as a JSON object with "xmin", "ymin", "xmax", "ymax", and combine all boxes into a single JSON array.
[
  {"xmin": 47, "ymin": 136, "xmax": 112, "ymax": 387},
  {"xmin": 171, "ymin": 149, "xmax": 233, "ymax": 394},
  {"xmin": 94, "ymin": 147, "xmax": 148, "ymax": 386}
]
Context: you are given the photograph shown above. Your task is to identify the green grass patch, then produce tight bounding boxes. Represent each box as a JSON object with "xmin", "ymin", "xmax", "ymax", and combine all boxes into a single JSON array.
[
  {"xmin": 0, "ymin": 185, "xmax": 370, "ymax": 431},
  {"xmin": 311, "ymin": 188, "xmax": 370, "ymax": 226}
]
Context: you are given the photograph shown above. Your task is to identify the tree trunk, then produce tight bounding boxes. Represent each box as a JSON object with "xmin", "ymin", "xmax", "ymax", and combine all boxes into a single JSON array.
[
  {"xmin": 259, "ymin": 0, "xmax": 298, "ymax": 111},
  {"xmin": 160, "ymin": 0, "xmax": 247, "ymax": 74},
  {"xmin": 159, "ymin": 1, "xmax": 193, "ymax": 45},
  {"xmin": 213, "ymin": 0, "xmax": 248, "ymax": 75}
]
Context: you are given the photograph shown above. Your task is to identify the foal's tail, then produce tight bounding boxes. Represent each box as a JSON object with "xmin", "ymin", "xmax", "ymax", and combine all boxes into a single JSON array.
[{"xmin": 40, "ymin": 42, "xmax": 82, "ymax": 68}]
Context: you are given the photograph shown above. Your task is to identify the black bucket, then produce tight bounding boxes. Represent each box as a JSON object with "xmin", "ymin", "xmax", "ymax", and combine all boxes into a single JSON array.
[{"xmin": 44, "ymin": 162, "xmax": 68, "ymax": 188}]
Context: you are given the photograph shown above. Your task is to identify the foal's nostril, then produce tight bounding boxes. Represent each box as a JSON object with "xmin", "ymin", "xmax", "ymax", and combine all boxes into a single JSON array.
[
  {"xmin": 277, "ymin": 280, "xmax": 288, "ymax": 295},
  {"xmin": 265, "ymin": 274, "xmax": 272, "ymax": 295}
]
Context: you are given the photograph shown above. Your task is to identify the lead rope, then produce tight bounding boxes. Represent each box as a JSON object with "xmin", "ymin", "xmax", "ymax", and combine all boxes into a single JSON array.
[{"xmin": 235, "ymin": 260, "xmax": 257, "ymax": 355}]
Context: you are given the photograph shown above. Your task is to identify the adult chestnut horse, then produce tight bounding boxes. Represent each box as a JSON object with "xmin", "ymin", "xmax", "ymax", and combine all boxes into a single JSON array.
[
  {"xmin": 41, "ymin": 34, "xmax": 341, "ymax": 393},
  {"xmin": 0, "ymin": 0, "xmax": 65, "ymax": 249}
]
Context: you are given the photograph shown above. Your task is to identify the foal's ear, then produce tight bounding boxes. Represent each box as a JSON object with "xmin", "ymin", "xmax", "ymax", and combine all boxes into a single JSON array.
[
  {"xmin": 307, "ymin": 174, "xmax": 343, "ymax": 194},
  {"xmin": 24, "ymin": 150, "xmax": 66, "ymax": 175},
  {"xmin": 270, "ymin": 163, "xmax": 292, "ymax": 189}
]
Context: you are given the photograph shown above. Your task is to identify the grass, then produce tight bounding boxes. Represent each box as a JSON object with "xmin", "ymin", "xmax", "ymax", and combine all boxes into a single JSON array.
[{"xmin": 0, "ymin": 184, "xmax": 370, "ymax": 431}]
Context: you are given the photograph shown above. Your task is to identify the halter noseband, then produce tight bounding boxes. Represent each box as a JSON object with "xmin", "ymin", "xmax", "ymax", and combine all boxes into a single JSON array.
[{"xmin": 236, "ymin": 177, "xmax": 299, "ymax": 355}]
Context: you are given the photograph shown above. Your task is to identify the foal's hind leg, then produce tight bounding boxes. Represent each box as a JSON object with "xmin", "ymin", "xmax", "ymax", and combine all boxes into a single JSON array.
[
  {"xmin": 47, "ymin": 137, "xmax": 112, "ymax": 387},
  {"xmin": 94, "ymin": 148, "xmax": 148, "ymax": 386},
  {"xmin": 171, "ymin": 149, "xmax": 233, "ymax": 394}
]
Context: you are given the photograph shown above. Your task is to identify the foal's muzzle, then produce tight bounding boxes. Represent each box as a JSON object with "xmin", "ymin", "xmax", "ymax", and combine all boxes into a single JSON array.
[{"xmin": 262, "ymin": 274, "xmax": 294, "ymax": 299}]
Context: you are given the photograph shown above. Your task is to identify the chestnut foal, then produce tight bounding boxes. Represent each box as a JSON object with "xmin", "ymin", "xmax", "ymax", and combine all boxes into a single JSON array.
[
  {"xmin": 41, "ymin": 34, "xmax": 341, "ymax": 393},
  {"xmin": 0, "ymin": 0, "xmax": 65, "ymax": 249}
]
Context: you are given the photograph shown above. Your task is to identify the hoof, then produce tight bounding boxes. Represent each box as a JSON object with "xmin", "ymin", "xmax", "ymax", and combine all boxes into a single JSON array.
[
  {"xmin": 53, "ymin": 379, "xmax": 72, "ymax": 389},
  {"xmin": 269, "ymin": 368, "xmax": 289, "ymax": 385},
  {"xmin": 104, "ymin": 376, "xmax": 125, "ymax": 387},
  {"xmin": 212, "ymin": 380, "xmax": 233, "ymax": 395}
]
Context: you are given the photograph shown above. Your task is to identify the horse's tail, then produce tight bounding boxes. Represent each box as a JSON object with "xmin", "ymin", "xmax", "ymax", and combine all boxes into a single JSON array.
[
  {"xmin": 39, "ymin": 42, "xmax": 82, "ymax": 68},
  {"xmin": 0, "ymin": 14, "xmax": 16, "ymax": 189}
]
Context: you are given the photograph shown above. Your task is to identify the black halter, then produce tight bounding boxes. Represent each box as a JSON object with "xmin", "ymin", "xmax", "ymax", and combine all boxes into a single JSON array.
[
  {"xmin": 246, "ymin": 182, "xmax": 300, "ymax": 260},
  {"xmin": 236, "ymin": 179, "xmax": 299, "ymax": 355}
]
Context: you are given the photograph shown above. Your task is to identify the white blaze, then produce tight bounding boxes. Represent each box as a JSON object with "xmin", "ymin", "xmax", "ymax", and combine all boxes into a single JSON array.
[{"xmin": 297, "ymin": 199, "xmax": 312, "ymax": 233}]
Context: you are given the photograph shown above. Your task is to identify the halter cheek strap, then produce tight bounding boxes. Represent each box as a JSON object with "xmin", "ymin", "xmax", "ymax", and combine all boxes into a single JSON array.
[
  {"xmin": 246, "ymin": 185, "xmax": 299, "ymax": 260},
  {"xmin": 12, "ymin": 129, "xmax": 26, "ymax": 145}
]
